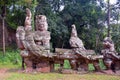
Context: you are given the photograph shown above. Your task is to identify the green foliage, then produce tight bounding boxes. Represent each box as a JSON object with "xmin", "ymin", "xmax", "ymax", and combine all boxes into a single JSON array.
[
  {"xmin": 1, "ymin": 0, "xmax": 120, "ymax": 53},
  {"xmin": 111, "ymin": 24, "xmax": 120, "ymax": 52},
  {"xmin": 99, "ymin": 59, "xmax": 106, "ymax": 70},
  {"xmin": 35, "ymin": 0, "xmax": 70, "ymax": 48},
  {"xmin": 0, "ymin": 50, "xmax": 21, "ymax": 65},
  {"xmin": 6, "ymin": 8, "xmax": 25, "ymax": 29},
  {"xmin": 64, "ymin": 60, "xmax": 71, "ymax": 69},
  {"xmin": 89, "ymin": 59, "xmax": 106, "ymax": 71},
  {"xmin": 58, "ymin": 0, "xmax": 106, "ymax": 50},
  {"xmin": 88, "ymin": 64, "xmax": 95, "ymax": 71},
  {"xmin": 0, "ymin": 0, "xmax": 38, "ymax": 30}
]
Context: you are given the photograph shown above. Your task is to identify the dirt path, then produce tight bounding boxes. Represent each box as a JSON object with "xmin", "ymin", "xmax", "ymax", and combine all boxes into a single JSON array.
[{"xmin": 0, "ymin": 68, "xmax": 10, "ymax": 80}]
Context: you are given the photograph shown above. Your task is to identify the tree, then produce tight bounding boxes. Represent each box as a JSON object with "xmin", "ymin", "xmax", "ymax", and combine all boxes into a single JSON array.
[
  {"xmin": 1, "ymin": 0, "xmax": 120, "ymax": 54},
  {"xmin": 7, "ymin": 0, "xmax": 38, "ymax": 30},
  {"xmin": 35, "ymin": 0, "xmax": 69, "ymax": 49},
  {"xmin": 34, "ymin": 0, "xmax": 107, "ymax": 52},
  {"xmin": 0, "ymin": 0, "xmax": 38, "ymax": 54},
  {"xmin": 0, "ymin": 0, "xmax": 16, "ymax": 54},
  {"xmin": 58, "ymin": 0, "xmax": 106, "ymax": 51}
]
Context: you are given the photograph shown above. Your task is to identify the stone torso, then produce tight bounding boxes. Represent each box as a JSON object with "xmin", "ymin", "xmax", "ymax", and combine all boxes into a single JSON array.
[
  {"xmin": 34, "ymin": 31, "xmax": 50, "ymax": 49},
  {"xmin": 70, "ymin": 37, "xmax": 85, "ymax": 49}
]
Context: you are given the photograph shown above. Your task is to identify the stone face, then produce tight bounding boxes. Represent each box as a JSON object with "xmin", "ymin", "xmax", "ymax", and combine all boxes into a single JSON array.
[
  {"xmin": 35, "ymin": 15, "xmax": 48, "ymax": 31},
  {"xmin": 16, "ymin": 8, "xmax": 51, "ymax": 72}
]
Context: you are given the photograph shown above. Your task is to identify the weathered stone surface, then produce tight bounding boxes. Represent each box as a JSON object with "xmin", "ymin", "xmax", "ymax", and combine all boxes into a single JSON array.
[
  {"xmin": 36, "ymin": 60, "xmax": 50, "ymax": 73},
  {"xmin": 16, "ymin": 8, "xmax": 52, "ymax": 72},
  {"xmin": 101, "ymin": 37, "xmax": 120, "ymax": 72},
  {"xmin": 69, "ymin": 24, "xmax": 85, "ymax": 50},
  {"xmin": 16, "ymin": 8, "xmax": 119, "ymax": 74},
  {"xmin": 69, "ymin": 24, "xmax": 102, "ymax": 71}
]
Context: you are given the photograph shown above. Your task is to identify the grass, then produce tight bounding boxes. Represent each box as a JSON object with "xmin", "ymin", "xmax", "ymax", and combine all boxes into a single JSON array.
[
  {"xmin": 0, "ymin": 50, "xmax": 120, "ymax": 80},
  {"xmin": 0, "ymin": 50, "xmax": 21, "ymax": 65},
  {"xmin": 0, "ymin": 68, "xmax": 120, "ymax": 80},
  {"xmin": 6, "ymin": 74, "xmax": 120, "ymax": 80},
  {"xmin": 0, "ymin": 62, "xmax": 119, "ymax": 80}
]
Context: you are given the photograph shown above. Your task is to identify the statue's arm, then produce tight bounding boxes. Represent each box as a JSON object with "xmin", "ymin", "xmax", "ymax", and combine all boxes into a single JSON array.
[{"xmin": 16, "ymin": 26, "xmax": 26, "ymax": 50}]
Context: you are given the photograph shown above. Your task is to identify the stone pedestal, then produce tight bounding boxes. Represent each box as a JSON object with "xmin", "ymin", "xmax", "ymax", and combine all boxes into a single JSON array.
[
  {"xmin": 36, "ymin": 61, "xmax": 50, "ymax": 73},
  {"xmin": 115, "ymin": 61, "xmax": 120, "ymax": 70}
]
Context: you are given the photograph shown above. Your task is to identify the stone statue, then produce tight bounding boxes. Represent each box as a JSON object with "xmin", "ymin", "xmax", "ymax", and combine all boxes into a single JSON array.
[
  {"xmin": 34, "ymin": 15, "xmax": 50, "ymax": 54},
  {"xmin": 24, "ymin": 15, "xmax": 51, "ymax": 58},
  {"xmin": 16, "ymin": 8, "xmax": 52, "ymax": 72},
  {"xmin": 69, "ymin": 24, "xmax": 86, "ymax": 57},
  {"xmin": 16, "ymin": 8, "xmax": 32, "ymax": 69},
  {"xmin": 69, "ymin": 24, "xmax": 102, "ymax": 71},
  {"xmin": 24, "ymin": 8, "xmax": 32, "ymax": 32},
  {"xmin": 101, "ymin": 37, "xmax": 120, "ymax": 72},
  {"xmin": 69, "ymin": 24, "xmax": 85, "ymax": 50}
]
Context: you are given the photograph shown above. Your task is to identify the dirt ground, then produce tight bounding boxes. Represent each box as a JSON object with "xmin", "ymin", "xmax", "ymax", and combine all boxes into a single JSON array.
[
  {"xmin": 0, "ymin": 68, "xmax": 10, "ymax": 79},
  {"xmin": 0, "ymin": 68, "xmax": 120, "ymax": 80}
]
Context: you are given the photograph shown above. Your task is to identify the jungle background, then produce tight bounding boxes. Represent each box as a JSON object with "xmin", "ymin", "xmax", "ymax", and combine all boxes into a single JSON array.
[
  {"xmin": 0, "ymin": 0, "xmax": 120, "ymax": 80},
  {"xmin": 1, "ymin": 0, "xmax": 120, "ymax": 52}
]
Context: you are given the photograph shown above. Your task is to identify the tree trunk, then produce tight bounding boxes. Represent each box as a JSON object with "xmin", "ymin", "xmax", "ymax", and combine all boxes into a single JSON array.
[
  {"xmin": 2, "ymin": 17, "xmax": 5, "ymax": 55},
  {"xmin": 62, "ymin": 41, "xmax": 64, "ymax": 48},
  {"xmin": 107, "ymin": 0, "xmax": 110, "ymax": 37},
  {"xmin": 2, "ymin": 5, "xmax": 6, "ymax": 55},
  {"xmin": 31, "ymin": 0, "xmax": 37, "ymax": 31},
  {"xmin": 95, "ymin": 33, "xmax": 99, "ymax": 52}
]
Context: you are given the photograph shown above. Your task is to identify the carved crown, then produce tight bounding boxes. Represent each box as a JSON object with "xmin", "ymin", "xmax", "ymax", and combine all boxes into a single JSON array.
[{"xmin": 36, "ymin": 15, "xmax": 47, "ymax": 22}]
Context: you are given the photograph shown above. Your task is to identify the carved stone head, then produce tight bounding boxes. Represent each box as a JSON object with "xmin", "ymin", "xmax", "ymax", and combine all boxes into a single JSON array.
[
  {"xmin": 103, "ymin": 37, "xmax": 113, "ymax": 49},
  {"xmin": 71, "ymin": 24, "xmax": 77, "ymax": 37},
  {"xmin": 35, "ymin": 15, "xmax": 48, "ymax": 31},
  {"xmin": 24, "ymin": 8, "xmax": 32, "ymax": 31},
  {"xmin": 26, "ymin": 8, "xmax": 31, "ymax": 17}
]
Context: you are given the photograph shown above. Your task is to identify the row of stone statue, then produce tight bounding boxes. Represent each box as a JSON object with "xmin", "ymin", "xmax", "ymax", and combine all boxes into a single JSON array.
[{"xmin": 16, "ymin": 8, "xmax": 120, "ymax": 73}]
